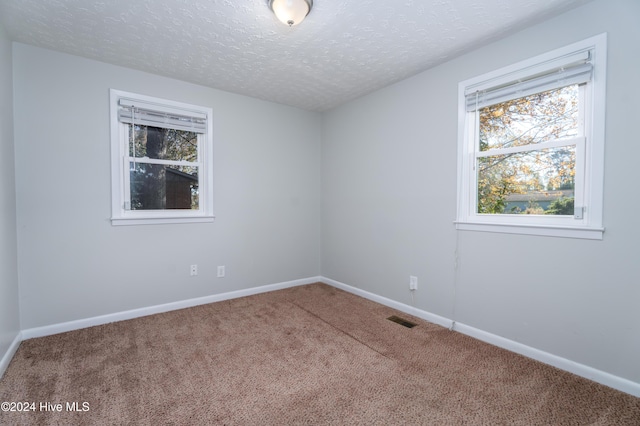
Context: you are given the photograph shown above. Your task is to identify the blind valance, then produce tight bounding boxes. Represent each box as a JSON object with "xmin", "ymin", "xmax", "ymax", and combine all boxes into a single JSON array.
[
  {"xmin": 118, "ymin": 98, "xmax": 207, "ymax": 133},
  {"xmin": 465, "ymin": 50, "xmax": 592, "ymax": 111}
]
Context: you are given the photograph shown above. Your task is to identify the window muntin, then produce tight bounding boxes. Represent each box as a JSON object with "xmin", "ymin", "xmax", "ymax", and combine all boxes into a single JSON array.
[
  {"xmin": 456, "ymin": 34, "xmax": 606, "ymax": 239},
  {"xmin": 110, "ymin": 90, "xmax": 214, "ymax": 225}
]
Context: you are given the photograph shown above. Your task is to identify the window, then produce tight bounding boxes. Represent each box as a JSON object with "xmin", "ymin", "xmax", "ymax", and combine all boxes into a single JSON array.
[
  {"xmin": 110, "ymin": 90, "xmax": 214, "ymax": 225},
  {"xmin": 456, "ymin": 34, "xmax": 606, "ymax": 239}
]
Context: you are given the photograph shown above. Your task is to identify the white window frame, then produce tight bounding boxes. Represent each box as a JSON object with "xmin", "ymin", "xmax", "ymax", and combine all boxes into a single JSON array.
[
  {"xmin": 110, "ymin": 89, "xmax": 214, "ymax": 225},
  {"xmin": 455, "ymin": 34, "xmax": 607, "ymax": 240}
]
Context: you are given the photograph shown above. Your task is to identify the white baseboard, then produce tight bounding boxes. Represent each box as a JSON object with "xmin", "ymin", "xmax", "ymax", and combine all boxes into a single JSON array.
[
  {"xmin": 21, "ymin": 276, "xmax": 322, "ymax": 340},
  {"xmin": 322, "ymin": 277, "xmax": 452, "ymax": 329},
  {"xmin": 0, "ymin": 332, "xmax": 22, "ymax": 379},
  {"xmin": 452, "ymin": 322, "xmax": 640, "ymax": 398},
  {"xmin": 11, "ymin": 275, "xmax": 640, "ymax": 398},
  {"xmin": 321, "ymin": 276, "xmax": 640, "ymax": 398}
]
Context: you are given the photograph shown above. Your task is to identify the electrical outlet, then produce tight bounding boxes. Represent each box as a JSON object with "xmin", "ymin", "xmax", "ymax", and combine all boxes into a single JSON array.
[
  {"xmin": 217, "ymin": 265, "xmax": 225, "ymax": 278},
  {"xmin": 409, "ymin": 275, "xmax": 418, "ymax": 290},
  {"xmin": 190, "ymin": 265, "xmax": 198, "ymax": 276}
]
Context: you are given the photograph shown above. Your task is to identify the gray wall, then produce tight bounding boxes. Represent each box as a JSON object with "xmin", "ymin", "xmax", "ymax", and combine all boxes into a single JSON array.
[
  {"xmin": 322, "ymin": 0, "xmax": 640, "ymax": 384},
  {"xmin": 0, "ymin": 24, "xmax": 20, "ymax": 360},
  {"xmin": 13, "ymin": 44, "xmax": 322, "ymax": 329},
  {"xmin": 7, "ymin": 0, "xmax": 639, "ymax": 388}
]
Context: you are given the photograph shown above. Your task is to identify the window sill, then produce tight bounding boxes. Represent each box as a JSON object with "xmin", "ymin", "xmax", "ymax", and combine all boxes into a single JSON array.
[
  {"xmin": 454, "ymin": 221, "xmax": 604, "ymax": 240},
  {"xmin": 112, "ymin": 215, "xmax": 215, "ymax": 226}
]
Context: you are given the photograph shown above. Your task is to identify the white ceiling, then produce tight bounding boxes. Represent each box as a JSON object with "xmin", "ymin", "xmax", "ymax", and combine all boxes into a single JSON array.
[{"xmin": 0, "ymin": 0, "xmax": 592, "ymax": 112}]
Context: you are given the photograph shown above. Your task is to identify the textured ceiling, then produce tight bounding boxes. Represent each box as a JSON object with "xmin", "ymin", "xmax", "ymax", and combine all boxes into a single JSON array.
[{"xmin": 0, "ymin": 0, "xmax": 592, "ymax": 111}]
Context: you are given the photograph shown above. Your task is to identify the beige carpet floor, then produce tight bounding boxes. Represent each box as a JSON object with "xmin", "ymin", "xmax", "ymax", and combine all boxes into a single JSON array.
[{"xmin": 1, "ymin": 283, "xmax": 639, "ymax": 425}]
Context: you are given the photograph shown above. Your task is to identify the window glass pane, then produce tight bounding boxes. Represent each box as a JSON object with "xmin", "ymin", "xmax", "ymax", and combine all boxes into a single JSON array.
[
  {"xmin": 477, "ymin": 146, "xmax": 575, "ymax": 215},
  {"xmin": 128, "ymin": 124, "xmax": 198, "ymax": 162},
  {"xmin": 479, "ymin": 85, "xmax": 579, "ymax": 152},
  {"xmin": 130, "ymin": 163, "xmax": 199, "ymax": 210}
]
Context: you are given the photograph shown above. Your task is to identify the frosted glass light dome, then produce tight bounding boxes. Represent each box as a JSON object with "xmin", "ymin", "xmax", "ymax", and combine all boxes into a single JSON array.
[{"xmin": 269, "ymin": 0, "xmax": 313, "ymax": 27}]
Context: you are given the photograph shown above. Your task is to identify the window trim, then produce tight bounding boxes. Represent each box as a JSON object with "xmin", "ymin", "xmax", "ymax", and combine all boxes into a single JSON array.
[
  {"xmin": 455, "ymin": 34, "xmax": 607, "ymax": 240},
  {"xmin": 109, "ymin": 89, "xmax": 214, "ymax": 226}
]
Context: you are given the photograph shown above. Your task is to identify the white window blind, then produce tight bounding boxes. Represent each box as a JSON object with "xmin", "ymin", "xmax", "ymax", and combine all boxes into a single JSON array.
[
  {"xmin": 118, "ymin": 98, "xmax": 207, "ymax": 133},
  {"xmin": 465, "ymin": 50, "xmax": 592, "ymax": 111}
]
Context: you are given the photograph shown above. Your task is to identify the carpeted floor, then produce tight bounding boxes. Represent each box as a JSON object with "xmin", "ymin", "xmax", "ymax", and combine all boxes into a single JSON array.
[{"xmin": 1, "ymin": 283, "xmax": 639, "ymax": 425}]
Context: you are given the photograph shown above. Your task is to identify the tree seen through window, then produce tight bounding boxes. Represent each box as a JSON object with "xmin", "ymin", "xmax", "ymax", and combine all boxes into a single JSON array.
[
  {"xmin": 477, "ymin": 85, "xmax": 579, "ymax": 215},
  {"xmin": 128, "ymin": 125, "xmax": 199, "ymax": 210}
]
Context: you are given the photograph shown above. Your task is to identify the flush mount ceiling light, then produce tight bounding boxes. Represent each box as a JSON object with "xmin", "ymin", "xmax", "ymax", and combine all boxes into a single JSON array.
[{"xmin": 268, "ymin": 0, "xmax": 313, "ymax": 27}]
